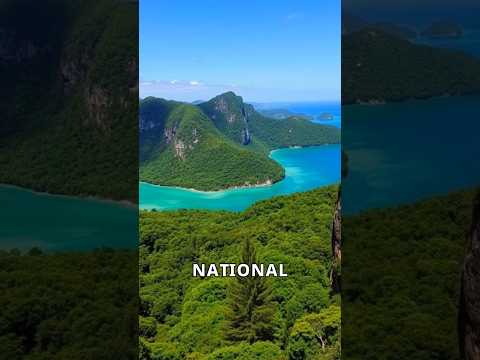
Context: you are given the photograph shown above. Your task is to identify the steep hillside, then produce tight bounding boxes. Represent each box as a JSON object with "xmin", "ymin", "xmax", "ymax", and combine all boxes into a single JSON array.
[
  {"xmin": 139, "ymin": 98, "xmax": 284, "ymax": 191},
  {"xmin": 0, "ymin": 0, "xmax": 138, "ymax": 201},
  {"xmin": 139, "ymin": 186, "xmax": 340, "ymax": 360},
  {"xmin": 342, "ymin": 28, "xmax": 480, "ymax": 104},
  {"xmin": 199, "ymin": 92, "xmax": 339, "ymax": 151},
  {"xmin": 140, "ymin": 92, "xmax": 339, "ymax": 191}
]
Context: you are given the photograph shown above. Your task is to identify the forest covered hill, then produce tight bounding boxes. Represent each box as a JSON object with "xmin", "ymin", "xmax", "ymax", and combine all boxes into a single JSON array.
[
  {"xmin": 140, "ymin": 92, "xmax": 339, "ymax": 191},
  {"xmin": 139, "ymin": 186, "xmax": 341, "ymax": 359},
  {"xmin": 342, "ymin": 28, "xmax": 480, "ymax": 104},
  {"xmin": 0, "ymin": 0, "xmax": 138, "ymax": 201}
]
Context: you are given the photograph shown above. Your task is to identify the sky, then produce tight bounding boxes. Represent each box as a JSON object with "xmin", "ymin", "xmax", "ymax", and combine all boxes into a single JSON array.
[{"xmin": 140, "ymin": 0, "xmax": 340, "ymax": 103}]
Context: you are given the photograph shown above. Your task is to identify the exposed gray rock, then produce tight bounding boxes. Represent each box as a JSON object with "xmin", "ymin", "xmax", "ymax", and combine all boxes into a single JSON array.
[
  {"xmin": 460, "ymin": 194, "xmax": 480, "ymax": 359},
  {"xmin": 330, "ymin": 194, "xmax": 341, "ymax": 293}
]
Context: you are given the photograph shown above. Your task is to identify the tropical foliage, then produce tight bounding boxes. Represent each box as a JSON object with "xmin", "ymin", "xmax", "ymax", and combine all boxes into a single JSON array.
[
  {"xmin": 139, "ymin": 186, "xmax": 341, "ymax": 359},
  {"xmin": 343, "ymin": 189, "xmax": 477, "ymax": 360},
  {"xmin": 0, "ymin": 249, "xmax": 138, "ymax": 359},
  {"xmin": 139, "ymin": 92, "xmax": 339, "ymax": 191},
  {"xmin": 342, "ymin": 28, "xmax": 480, "ymax": 104},
  {"xmin": 0, "ymin": 0, "xmax": 138, "ymax": 201}
]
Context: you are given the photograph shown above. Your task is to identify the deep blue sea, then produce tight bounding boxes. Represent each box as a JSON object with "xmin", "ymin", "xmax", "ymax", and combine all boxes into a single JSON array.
[
  {"xmin": 343, "ymin": 95, "xmax": 480, "ymax": 214},
  {"xmin": 256, "ymin": 101, "xmax": 342, "ymax": 128}
]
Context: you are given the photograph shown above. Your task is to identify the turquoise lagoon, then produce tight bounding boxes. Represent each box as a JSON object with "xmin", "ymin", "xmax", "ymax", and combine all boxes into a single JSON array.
[
  {"xmin": 140, "ymin": 144, "xmax": 341, "ymax": 212},
  {"xmin": 1, "ymin": 185, "xmax": 137, "ymax": 251},
  {"xmin": 343, "ymin": 95, "xmax": 480, "ymax": 214}
]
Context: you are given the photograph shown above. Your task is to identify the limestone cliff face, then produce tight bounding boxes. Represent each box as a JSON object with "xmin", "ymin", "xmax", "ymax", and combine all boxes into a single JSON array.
[
  {"xmin": 330, "ymin": 194, "xmax": 341, "ymax": 293},
  {"xmin": 164, "ymin": 125, "xmax": 200, "ymax": 160},
  {"xmin": 460, "ymin": 195, "xmax": 480, "ymax": 359},
  {"xmin": 200, "ymin": 92, "xmax": 252, "ymax": 146}
]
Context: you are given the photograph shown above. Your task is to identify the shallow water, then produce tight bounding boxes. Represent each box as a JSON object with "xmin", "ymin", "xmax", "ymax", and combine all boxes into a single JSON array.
[
  {"xmin": 1, "ymin": 185, "xmax": 137, "ymax": 251},
  {"xmin": 140, "ymin": 144, "xmax": 341, "ymax": 211}
]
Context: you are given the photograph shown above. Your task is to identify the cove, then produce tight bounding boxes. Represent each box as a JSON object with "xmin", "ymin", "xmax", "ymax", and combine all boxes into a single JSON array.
[
  {"xmin": 140, "ymin": 144, "xmax": 340, "ymax": 212},
  {"xmin": 1, "ymin": 185, "xmax": 137, "ymax": 252}
]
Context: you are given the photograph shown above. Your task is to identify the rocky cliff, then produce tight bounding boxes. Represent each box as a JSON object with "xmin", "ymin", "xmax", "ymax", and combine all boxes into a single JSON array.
[
  {"xmin": 0, "ymin": 0, "xmax": 138, "ymax": 201},
  {"xmin": 139, "ymin": 92, "xmax": 340, "ymax": 191},
  {"xmin": 460, "ymin": 194, "xmax": 480, "ymax": 359},
  {"xmin": 330, "ymin": 194, "xmax": 341, "ymax": 293}
]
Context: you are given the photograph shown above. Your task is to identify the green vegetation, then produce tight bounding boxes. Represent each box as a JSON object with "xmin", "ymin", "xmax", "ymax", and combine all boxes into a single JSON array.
[
  {"xmin": 343, "ymin": 189, "xmax": 477, "ymax": 359},
  {"xmin": 225, "ymin": 239, "xmax": 276, "ymax": 343},
  {"xmin": 0, "ymin": 249, "xmax": 137, "ymax": 359},
  {"xmin": 199, "ymin": 92, "xmax": 339, "ymax": 150},
  {"xmin": 139, "ymin": 186, "xmax": 341, "ymax": 359},
  {"xmin": 140, "ymin": 98, "xmax": 284, "ymax": 190},
  {"xmin": 140, "ymin": 92, "xmax": 339, "ymax": 191},
  {"xmin": 342, "ymin": 28, "xmax": 480, "ymax": 104},
  {"xmin": 0, "ymin": 0, "xmax": 137, "ymax": 201}
]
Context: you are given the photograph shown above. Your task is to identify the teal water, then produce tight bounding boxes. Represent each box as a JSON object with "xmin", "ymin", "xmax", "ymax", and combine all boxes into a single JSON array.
[
  {"xmin": 343, "ymin": 95, "xmax": 480, "ymax": 214},
  {"xmin": 1, "ymin": 185, "xmax": 138, "ymax": 251},
  {"xmin": 140, "ymin": 144, "xmax": 341, "ymax": 211}
]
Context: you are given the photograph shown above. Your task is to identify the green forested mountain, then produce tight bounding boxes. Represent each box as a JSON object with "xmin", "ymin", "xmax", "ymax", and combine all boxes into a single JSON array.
[
  {"xmin": 199, "ymin": 92, "xmax": 338, "ymax": 150},
  {"xmin": 140, "ymin": 97, "xmax": 284, "ymax": 190},
  {"xmin": 342, "ymin": 28, "xmax": 480, "ymax": 104},
  {"xmin": 140, "ymin": 92, "xmax": 339, "ymax": 191},
  {"xmin": 0, "ymin": 0, "xmax": 138, "ymax": 201},
  {"xmin": 139, "ymin": 186, "xmax": 341, "ymax": 359}
]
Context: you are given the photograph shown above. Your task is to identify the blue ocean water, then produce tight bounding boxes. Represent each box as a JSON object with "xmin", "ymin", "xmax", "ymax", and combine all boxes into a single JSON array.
[
  {"xmin": 257, "ymin": 101, "xmax": 342, "ymax": 128},
  {"xmin": 140, "ymin": 144, "xmax": 340, "ymax": 211},
  {"xmin": 343, "ymin": 95, "xmax": 480, "ymax": 214},
  {"xmin": 1, "ymin": 185, "xmax": 137, "ymax": 251}
]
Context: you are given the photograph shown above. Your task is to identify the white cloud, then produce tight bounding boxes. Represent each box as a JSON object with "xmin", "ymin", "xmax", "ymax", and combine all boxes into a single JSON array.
[{"xmin": 189, "ymin": 80, "xmax": 200, "ymax": 86}]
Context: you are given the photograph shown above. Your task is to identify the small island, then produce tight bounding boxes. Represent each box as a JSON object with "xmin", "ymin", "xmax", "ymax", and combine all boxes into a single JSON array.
[
  {"xmin": 258, "ymin": 108, "xmax": 313, "ymax": 121},
  {"xmin": 319, "ymin": 112, "xmax": 335, "ymax": 120},
  {"xmin": 421, "ymin": 21, "xmax": 463, "ymax": 39}
]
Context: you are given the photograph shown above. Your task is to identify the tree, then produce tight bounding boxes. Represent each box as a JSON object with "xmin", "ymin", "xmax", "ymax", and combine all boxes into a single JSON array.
[{"xmin": 225, "ymin": 238, "xmax": 276, "ymax": 343}]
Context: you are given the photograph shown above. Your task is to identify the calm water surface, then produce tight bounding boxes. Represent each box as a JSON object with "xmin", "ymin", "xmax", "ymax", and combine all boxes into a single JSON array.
[
  {"xmin": 343, "ymin": 95, "xmax": 480, "ymax": 214},
  {"xmin": 140, "ymin": 144, "xmax": 340, "ymax": 211},
  {"xmin": 1, "ymin": 185, "xmax": 137, "ymax": 251}
]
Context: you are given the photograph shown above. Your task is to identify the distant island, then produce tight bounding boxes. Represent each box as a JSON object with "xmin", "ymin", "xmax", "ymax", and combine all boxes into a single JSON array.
[
  {"xmin": 319, "ymin": 112, "xmax": 335, "ymax": 120},
  {"xmin": 421, "ymin": 21, "xmax": 463, "ymax": 39},
  {"xmin": 140, "ymin": 92, "xmax": 340, "ymax": 191},
  {"xmin": 257, "ymin": 108, "xmax": 313, "ymax": 121}
]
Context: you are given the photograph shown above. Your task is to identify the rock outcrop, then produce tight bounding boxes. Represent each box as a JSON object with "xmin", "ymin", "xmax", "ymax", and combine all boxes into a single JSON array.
[
  {"xmin": 460, "ymin": 194, "xmax": 480, "ymax": 359},
  {"xmin": 330, "ymin": 194, "xmax": 341, "ymax": 293}
]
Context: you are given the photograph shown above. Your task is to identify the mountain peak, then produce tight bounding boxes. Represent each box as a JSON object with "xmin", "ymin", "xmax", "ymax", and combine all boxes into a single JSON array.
[{"xmin": 211, "ymin": 91, "xmax": 244, "ymax": 104}]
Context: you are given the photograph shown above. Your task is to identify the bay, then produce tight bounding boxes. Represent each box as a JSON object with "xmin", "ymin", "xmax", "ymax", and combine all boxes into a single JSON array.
[
  {"xmin": 1, "ymin": 185, "xmax": 137, "ymax": 251},
  {"xmin": 343, "ymin": 95, "xmax": 480, "ymax": 214},
  {"xmin": 140, "ymin": 144, "xmax": 340, "ymax": 212}
]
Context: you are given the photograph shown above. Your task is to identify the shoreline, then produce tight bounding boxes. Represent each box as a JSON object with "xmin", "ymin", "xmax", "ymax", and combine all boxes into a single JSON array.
[
  {"xmin": 141, "ymin": 143, "xmax": 339, "ymax": 194},
  {"xmin": 0, "ymin": 183, "xmax": 137, "ymax": 209}
]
